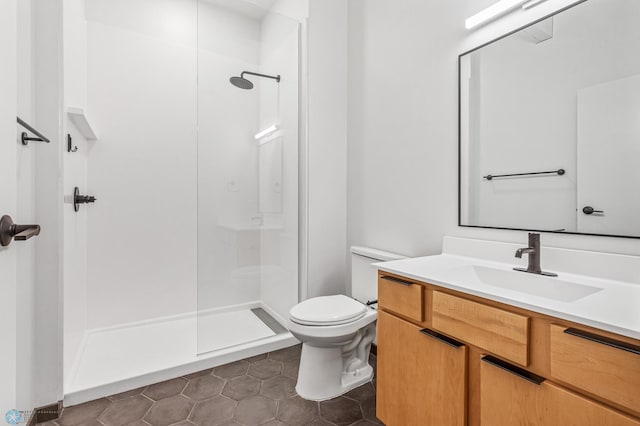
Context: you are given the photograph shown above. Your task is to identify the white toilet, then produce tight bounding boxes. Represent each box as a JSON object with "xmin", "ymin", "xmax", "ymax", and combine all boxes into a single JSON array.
[{"xmin": 287, "ymin": 246, "xmax": 406, "ymax": 401}]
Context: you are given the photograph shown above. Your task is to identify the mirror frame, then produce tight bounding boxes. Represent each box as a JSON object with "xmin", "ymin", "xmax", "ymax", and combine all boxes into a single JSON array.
[{"xmin": 457, "ymin": 0, "xmax": 640, "ymax": 240}]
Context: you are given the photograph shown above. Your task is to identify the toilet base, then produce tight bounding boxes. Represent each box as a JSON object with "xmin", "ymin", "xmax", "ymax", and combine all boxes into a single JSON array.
[{"xmin": 295, "ymin": 338, "xmax": 374, "ymax": 401}]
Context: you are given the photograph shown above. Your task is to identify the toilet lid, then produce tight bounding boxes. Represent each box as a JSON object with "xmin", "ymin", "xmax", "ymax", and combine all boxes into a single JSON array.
[{"xmin": 290, "ymin": 295, "xmax": 367, "ymax": 326}]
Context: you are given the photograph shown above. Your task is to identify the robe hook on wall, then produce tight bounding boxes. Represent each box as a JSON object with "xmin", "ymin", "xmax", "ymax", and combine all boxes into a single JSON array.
[{"xmin": 67, "ymin": 134, "xmax": 78, "ymax": 153}]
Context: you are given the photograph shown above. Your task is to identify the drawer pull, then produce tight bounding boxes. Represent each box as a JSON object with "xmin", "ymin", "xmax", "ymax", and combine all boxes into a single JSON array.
[
  {"xmin": 380, "ymin": 275, "xmax": 414, "ymax": 286},
  {"xmin": 380, "ymin": 275, "xmax": 414, "ymax": 287},
  {"xmin": 420, "ymin": 329, "xmax": 464, "ymax": 349},
  {"xmin": 481, "ymin": 355, "xmax": 545, "ymax": 385},
  {"xmin": 564, "ymin": 328, "xmax": 640, "ymax": 356}
]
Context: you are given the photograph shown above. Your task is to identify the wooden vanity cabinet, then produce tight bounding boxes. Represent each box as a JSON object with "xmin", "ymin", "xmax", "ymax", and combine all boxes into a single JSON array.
[
  {"xmin": 480, "ymin": 355, "xmax": 640, "ymax": 426},
  {"xmin": 377, "ymin": 310, "xmax": 467, "ymax": 426},
  {"xmin": 376, "ymin": 271, "xmax": 640, "ymax": 426}
]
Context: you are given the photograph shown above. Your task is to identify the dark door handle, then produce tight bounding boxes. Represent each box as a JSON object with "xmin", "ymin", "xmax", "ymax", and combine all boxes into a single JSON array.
[
  {"xmin": 582, "ymin": 206, "xmax": 604, "ymax": 215},
  {"xmin": 0, "ymin": 215, "xmax": 41, "ymax": 247}
]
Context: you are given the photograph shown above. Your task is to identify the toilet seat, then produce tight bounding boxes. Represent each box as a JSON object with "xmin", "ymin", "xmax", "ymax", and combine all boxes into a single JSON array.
[{"xmin": 290, "ymin": 295, "xmax": 367, "ymax": 326}]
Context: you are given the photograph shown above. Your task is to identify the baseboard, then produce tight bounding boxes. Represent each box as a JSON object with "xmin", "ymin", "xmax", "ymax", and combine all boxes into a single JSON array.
[{"xmin": 27, "ymin": 401, "xmax": 62, "ymax": 426}]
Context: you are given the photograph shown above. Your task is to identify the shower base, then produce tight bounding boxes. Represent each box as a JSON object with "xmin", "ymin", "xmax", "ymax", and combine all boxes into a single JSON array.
[{"xmin": 64, "ymin": 302, "xmax": 297, "ymax": 406}]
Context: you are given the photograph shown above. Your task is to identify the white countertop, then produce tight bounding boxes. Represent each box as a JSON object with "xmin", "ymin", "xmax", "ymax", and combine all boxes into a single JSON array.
[{"xmin": 377, "ymin": 253, "xmax": 640, "ymax": 340}]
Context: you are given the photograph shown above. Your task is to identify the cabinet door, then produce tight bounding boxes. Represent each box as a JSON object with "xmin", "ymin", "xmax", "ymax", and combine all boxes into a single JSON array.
[
  {"xmin": 377, "ymin": 310, "xmax": 467, "ymax": 426},
  {"xmin": 480, "ymin": 355, "xmax": 640, "ymax": 426}
]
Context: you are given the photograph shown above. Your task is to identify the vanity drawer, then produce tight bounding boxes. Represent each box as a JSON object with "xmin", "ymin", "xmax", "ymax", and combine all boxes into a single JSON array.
[
  {"xmin": 481, "ymin": 355, "xmax": 640, "ymax": 426},
  {"xmin": 432, "ymin": 291, "xmax": 529, "ymax": 366},
  {"xmin": 378, "ymin": 274, "xmax": 424, "ymax": 322},
  {"xmin": 550, "ymin": 324, "xmax": 640, "ymax": 414}
]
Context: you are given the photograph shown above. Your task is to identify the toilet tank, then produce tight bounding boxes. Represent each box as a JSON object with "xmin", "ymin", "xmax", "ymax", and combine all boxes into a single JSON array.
[{"xmin": 351, "ymin": 246, "xmax": 407, "ymax": 305}]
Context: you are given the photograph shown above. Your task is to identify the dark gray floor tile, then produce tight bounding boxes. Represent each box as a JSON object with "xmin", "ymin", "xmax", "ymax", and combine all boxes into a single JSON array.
[
  {"xmin": 233, "ymin": 396, "xmax": 277, "ymax": 426},
  {"xmin": 60, "ymin": 420, "xmax": 102, "ymax": 426},
  {"xmin": 58, "ymin": 399, "xmax": 112, "ymax": 426},
  {"xmin": 123, "ymin": 421, "xmax": 150, "ymax": 426},
  {"xmin": 319, "ymin": 397, "xmax": 363, "ymax": 426},
  {"xmin": 260, "ymin": 376, "xmax": 296, "ymax": 400},
  {"xmin": 213, "ymin": 360, "xmax": 250, "ymax": 379},
  {"xmin": 281, "ymin": 359, "xmax": 299, "ymax": 381},
  {"xmin": 60, "ymin": 346, "xmax": 381, "ymax": 426},
  {"xmin": 303, "ymin": 420, "xmax": 334, "ymax": 426},
  {"xmin": 247, "ymin": 359, "xmax": 282, "ymax": 380},
  {"xmin": 267, "ymin": 345, "xmax": 301, "ymax": 363},
  {"xmin": 360, "ymin": 395, "xmax": 381, "ymax": 425},
  {"xmin": 189, "ymin": 396, "xmax": 236, "ymax": 426},
  {"xmin": 183, "ymin": 369, "xmax": 213, "ymax": 380},
  {"xmin": 144, "ymin": 395, "xmax": 194, "ymax": 426},
  {"xmin": 276, "ymin": 397, "xmax": 319, "ymax": 426},
  {"xmin": 109, "ymin": 387, "xmax": 147, "ymax": 401},
  {"xmin": 222, "ymin": 376, "xmax": 261, "ymax": 401},
  {"xmin": 183, "ymin": 375, "xmax": 226, "ymax": 401},
  {"xmin": 344, "ymin": 383, "xmax": 375, "ymax": 402},
  {"xmin": 244, "ymin": 354, "xmax": 267, "ymax": 363},
  {"xmin": 144, "ymin": 377, "xmax": 188, "ymax": 401},
  {"xmin": 98, "ymin": 395, "xmax": 152, "ymax": 426}
]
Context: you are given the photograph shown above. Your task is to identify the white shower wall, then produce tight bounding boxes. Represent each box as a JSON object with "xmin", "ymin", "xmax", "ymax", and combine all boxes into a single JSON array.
[
  {"xmin": 85, "ymin": 0, "xmax": 199, "ymax": 329},
  {"xmin": 80, "ymin": 0, "xmax": 299, "ymax": 329}
]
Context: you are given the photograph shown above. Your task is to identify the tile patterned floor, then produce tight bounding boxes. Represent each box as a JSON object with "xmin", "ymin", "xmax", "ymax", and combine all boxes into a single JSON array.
[{"xmin": 44, "ymin": 345, "xmax": 382, "ymax": 426}]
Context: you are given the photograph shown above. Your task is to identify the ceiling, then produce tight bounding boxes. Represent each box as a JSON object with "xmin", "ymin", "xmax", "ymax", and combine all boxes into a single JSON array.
[{"xmin": 199, "ymin": 0, "xmax": 278, "ymax": 20}]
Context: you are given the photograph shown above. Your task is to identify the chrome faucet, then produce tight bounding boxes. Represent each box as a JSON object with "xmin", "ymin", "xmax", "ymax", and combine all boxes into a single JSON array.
[{"xmin": 514, "ymin": 233, "xmax": 557, "ymax": 277}]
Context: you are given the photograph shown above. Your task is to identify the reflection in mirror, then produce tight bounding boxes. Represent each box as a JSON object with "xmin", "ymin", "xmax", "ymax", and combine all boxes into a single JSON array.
[{"xmin": 459, "ymin": 0, "xmax": 640, "ymax": 238}]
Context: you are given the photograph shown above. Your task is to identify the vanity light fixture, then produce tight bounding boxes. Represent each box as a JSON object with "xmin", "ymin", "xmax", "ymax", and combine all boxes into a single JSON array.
[
  {"xmin": 465, "ymin": 0, "xmax": 528, "ymax": 29},
  {"xmin": 255, "ymin": 124, "xmax": 278, "ymax": 140}
]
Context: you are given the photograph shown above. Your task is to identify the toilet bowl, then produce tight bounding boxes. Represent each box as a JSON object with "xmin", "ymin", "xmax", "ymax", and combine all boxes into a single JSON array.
[
  {"xmin": 288, "ymin": 295, "xmax": 377, "ymax": 400},
  {"xmin": 287, "ymin": 246, "xmax": 406, "ymax": 401}
]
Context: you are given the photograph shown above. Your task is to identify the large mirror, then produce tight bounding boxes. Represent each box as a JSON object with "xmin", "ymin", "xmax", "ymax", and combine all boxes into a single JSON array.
[{"xmin": 459, "ymin": 0, "xmax": 640, "ymax": 238}]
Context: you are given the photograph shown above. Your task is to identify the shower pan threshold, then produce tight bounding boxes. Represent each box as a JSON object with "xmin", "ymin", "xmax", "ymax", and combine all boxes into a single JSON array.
[{"xmin": 64, "ymin": 302, "xmax": 297, "ymax": 406}]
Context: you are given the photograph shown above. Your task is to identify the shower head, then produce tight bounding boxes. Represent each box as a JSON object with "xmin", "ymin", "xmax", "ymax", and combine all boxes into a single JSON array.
[
  {"xmin": 230, "ymin": 76, "xmax": 254, "ymax": 90},
  {"xmin": 230, "ymin": 71, "xmax": 281, "ymax": 90}
]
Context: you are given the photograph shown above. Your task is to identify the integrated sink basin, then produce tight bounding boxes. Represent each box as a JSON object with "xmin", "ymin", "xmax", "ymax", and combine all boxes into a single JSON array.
[{"xmin": 445, "ymin": 265, "xmax": 603, "ymax": 302}]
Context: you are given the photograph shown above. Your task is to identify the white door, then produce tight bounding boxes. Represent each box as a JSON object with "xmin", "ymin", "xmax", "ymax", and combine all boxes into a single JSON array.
[
  {"xmin": 0, "ymin": 0, "xmax": 19, "ymax": 415},
  {"xmin": 576, "ymin": 74, "xmax": 640, "ymax": 236}
]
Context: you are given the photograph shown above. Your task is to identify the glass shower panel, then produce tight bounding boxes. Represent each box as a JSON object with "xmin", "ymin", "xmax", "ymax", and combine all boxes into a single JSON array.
[{"xmin": 196, "ymin": 1, "xmax": 299, "ymax": 355}]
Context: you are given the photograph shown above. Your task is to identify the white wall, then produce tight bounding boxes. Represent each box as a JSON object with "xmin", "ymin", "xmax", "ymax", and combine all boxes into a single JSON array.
[
  {"xmin": 83, "ymin": 0, "xmax": 304, "ymax": 328},
  {"xmin": 305, "ymin": 0, "xmax": 348, "ymax": 298},
  {"xmin": 33, "ymin": 0, "xmax": 65, "ymax": 406},
  {"xmin": 4, "ymin": 0, "xmax": 64, "ymax": 410},
  {"xmin": 62, "ymin": 0, "xmax": 89, "ymax": 388},
  {"xmin": 16, "ymin": 0, "xmax": 37, "ymax": 412},
  {"xmin": 0, "ymin": 0, "xmax": 19, "ymax": 414},
  {"xmin": 84, "ymin": 0, "xmax": 198, "ymax": 328},
  {"xmin": 347, "ymin": 0, "xmax": 640, "ymax": 294}
]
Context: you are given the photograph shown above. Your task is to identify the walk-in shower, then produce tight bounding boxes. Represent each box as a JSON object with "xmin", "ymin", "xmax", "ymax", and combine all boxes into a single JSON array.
[
  {"xmin": 62, "ymin": 0, "xmax": 301, "ymax": 404},
  {"xmin": 230, "ymin": 71, "xmax": 281, "ymax": 90}
]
